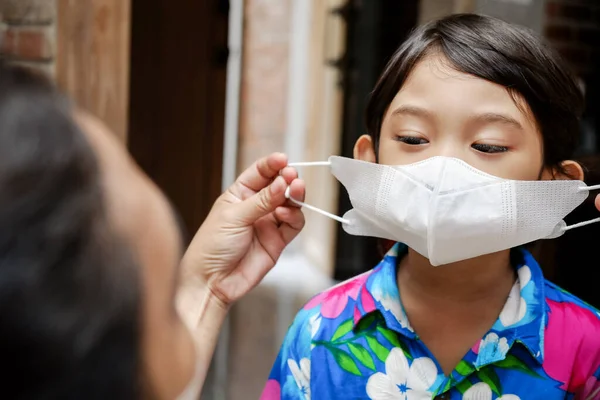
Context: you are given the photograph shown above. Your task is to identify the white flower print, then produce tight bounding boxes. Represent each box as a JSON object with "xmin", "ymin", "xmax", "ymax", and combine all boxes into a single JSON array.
[
  {"xmin": 308, "ymin": 314, "xmax": 321, "ymax": 350},
  {"xmin": 366, "ymin": 348, "xmax": 437, "ymax": 400},
  {"xmin": 517, "ymin": 265, "xmax": 531, "ymax": 287},
  {"xmin": 373, "ymin": 290, "xmax": 413, "ymax": 332},
  {"xmin": 477, "ymin": 333, "xmax": 509, "ymax": 365},
  {"xmin": 463, "ymin": 382, "xmax": 520, "ymax": 400},
  {"xmin": 499, "ymin": 266, "xmax": 531, "ymax": 327},
  {"xmin": 287, "ymin": 358, "xmax": 311, "ymax": 400},
  {"xmin": 309, "ymin": 314, "xmax": 321, "ymax": 338}
]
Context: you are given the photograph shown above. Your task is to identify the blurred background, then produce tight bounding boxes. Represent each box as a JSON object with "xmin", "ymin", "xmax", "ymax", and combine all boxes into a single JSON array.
[{"xmin": 0, "ymin": 0, "xmax": 599, "ymax": 398}]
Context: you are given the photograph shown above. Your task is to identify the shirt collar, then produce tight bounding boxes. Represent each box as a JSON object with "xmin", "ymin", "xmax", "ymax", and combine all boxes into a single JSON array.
[
  {"xmin": 353, "ymin": 244, "xmax": 416, "ymax": 338},
  {"xmin": 353, "ymin": 243, "xmax": 546, "ymax": 365}
]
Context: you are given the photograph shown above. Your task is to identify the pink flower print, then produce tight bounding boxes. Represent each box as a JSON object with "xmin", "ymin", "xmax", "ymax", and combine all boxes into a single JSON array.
[
  {"xmin": 544, "ymin": 299, "xmax": 600, "ymax": 393},
  {"xmin": 575, "ymin": 375, "xmax": 600, "ymax": 400},
  {"xmin": 260, "ymin": 379, "xmax": 281, "ymax": 400},
  {"xmin": 304, "ymin": 272, "xmax": 371, "ymax": 319},
  {"xmin": 360, "ymin": 284, "xmax": 377, "ymax": 314},
  {"xmin": 354, "ymin": 306, "xmax": 362, "ymax": 322},
  {"xmin": 471, "ymin": 340, "xmax": 481, "ymax": 355}
]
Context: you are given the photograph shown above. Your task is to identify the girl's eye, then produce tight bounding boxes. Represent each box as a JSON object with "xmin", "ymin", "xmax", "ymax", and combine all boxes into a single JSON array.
[
  {"xmin": 394, "ymin": 136, "xmax": 429, "ymax": 145},
  {"xmin": 471, "ymin": 143, "xmax": 509, "ymax": 154}
]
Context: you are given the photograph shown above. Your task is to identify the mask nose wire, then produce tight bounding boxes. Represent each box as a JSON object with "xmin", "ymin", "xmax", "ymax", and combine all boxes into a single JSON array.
[{"xmin": 284, "ymin": 161, "xmax": 351, "ymax": 225}]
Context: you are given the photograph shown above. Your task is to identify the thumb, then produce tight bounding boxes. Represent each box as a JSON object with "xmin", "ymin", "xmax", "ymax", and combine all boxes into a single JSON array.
[{"xmin": 235, "ymin": 176, "xmax": 288, "ymax": 224}]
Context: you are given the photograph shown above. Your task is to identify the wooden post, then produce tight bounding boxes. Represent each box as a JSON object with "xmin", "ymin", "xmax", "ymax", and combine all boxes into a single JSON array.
[{"xmin": 55, "ymin": 0, "xmax": 131, "ymax": 142}]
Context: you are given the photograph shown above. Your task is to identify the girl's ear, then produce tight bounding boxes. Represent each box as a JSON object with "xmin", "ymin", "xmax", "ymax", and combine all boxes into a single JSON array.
[
  {"xmin": 540, "ymin": 160, "xmax": 584, "ymax": 181},
  {"xmin": 354, "ymin": 135, "xmax": 377, "ymax": 162}
]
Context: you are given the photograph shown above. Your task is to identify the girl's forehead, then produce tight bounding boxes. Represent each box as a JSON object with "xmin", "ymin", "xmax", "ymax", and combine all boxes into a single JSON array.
[{"xmin": 386, "ymin": 54, "xmax": 537, "ymax": 129}]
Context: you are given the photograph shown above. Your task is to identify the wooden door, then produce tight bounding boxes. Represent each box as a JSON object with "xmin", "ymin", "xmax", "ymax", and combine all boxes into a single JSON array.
[{"xmin": 128, "ymin": 0, "xmax": 228, "ymax": 236}]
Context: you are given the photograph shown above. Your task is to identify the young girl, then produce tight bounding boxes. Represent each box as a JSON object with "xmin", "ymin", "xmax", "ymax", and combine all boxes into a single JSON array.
[{"xmin": 261, "ymin": 14, "xmax": 600, "ymax": 400}]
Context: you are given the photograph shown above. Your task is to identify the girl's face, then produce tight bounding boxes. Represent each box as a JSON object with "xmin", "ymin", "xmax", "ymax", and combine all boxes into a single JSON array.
[{"xmin": 354, "ymin": 53, "xmax": 582, "ymax": 181}]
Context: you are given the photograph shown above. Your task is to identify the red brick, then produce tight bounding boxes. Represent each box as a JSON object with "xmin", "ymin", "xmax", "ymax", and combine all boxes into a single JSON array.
[
  {"xmin": 544, "ymin": 25, "xmax": 574, "ymax": 42},
  {"xmin": 1, "ymin": 30, "xmax": 17, "ymax": 55},
  {"xmin": 18, "ymin": 29, "xmax": 52, "ymax": 60},
  {"xmin": 1, "ymin": 28, "xmax": 53, "ymax": 61}
]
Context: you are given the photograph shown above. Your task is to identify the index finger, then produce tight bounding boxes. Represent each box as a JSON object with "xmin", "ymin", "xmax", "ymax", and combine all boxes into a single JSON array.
[{"xmin": 231, "ymin": 153, "xmax": 288, "ymax": 197}]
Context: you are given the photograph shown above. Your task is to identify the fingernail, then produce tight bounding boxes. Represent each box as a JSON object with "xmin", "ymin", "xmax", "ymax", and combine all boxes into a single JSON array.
[{"xmin": 271, "ymin": 176, "xmax": 285, "ymax": 195}]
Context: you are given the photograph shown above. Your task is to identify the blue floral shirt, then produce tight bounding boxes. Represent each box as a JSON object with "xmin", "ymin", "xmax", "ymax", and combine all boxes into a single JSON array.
[{"xmin": 261, "ymin": 244, "xmax": 600, "ymax": 400}]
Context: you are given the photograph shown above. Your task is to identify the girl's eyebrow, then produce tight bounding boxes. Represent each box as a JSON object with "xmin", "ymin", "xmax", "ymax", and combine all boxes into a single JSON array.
[
  {"xmin": 390, "ymin": 105, "xmax": 434, "ymax": 120},
  {"xmin": 391, "ymin": 105, "xmax": 524, "ymax": 131},
  {"xmin": 470, "ymin": 112, "xmax": 523, "ymax": 130}
]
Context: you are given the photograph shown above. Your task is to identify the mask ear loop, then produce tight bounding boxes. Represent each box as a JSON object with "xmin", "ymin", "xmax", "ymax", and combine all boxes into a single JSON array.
[
  {"xmin": 285, "ymin": 161, "xmax": 351, "ymax": 225},
  {"xmin": 562, "ymin": 184, "xmax": 600, "ymax": 231}
]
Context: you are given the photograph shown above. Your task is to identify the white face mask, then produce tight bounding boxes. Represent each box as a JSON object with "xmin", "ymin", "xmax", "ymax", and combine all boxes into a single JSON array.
[{"xmin": 287, "ymin": 156, "xmax": 600, "ymax": 266}]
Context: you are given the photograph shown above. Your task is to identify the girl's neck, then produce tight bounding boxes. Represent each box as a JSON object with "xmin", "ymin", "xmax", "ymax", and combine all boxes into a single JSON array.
[{"xmin": 397, "ymin": 248, "xmax": 516, "ymax": 306}]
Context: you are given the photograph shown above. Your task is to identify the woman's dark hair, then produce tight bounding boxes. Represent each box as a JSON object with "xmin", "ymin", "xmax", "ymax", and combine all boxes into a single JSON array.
[
  {"xmin": 0, "ymin": 64, "xmax": 141, "ymax": 398},
  {"xmin": 366, "ymin": 13, "xmax": 584, "ymax": 174}
]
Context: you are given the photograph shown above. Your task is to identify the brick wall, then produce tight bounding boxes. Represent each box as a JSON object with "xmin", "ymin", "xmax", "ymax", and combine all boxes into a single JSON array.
[
  {"xmin": 0, "ymin": 0, "xmax": 56, "ymax": 77},
  {"xmin": 544, "ymin": 0, "xmax": 600, "ymax": 79}
]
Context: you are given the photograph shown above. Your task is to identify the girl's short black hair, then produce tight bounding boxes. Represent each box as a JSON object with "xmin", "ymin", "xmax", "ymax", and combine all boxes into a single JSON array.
[{"xmin": 366, "ymin": 13, "xmax": 584, "ymax": 173}]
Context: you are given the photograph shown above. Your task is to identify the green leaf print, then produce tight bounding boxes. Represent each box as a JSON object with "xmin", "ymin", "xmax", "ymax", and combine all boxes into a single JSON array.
[
  {"xmin": 366, "ymin": 335, "xmax": 390, "ymax": 363},
  {"xmin": 376, "ymin": 326, "xmax": 411, "ymax": 359},
  {"xmin": 326, "ymin": 345, "xmax": 362, "ymax": 376},
  {"xmin": 476, "ymin": 367, "xmax": 502, "ymax": 395},
  {"xmin": 456, "ymin": 360, "xmax": 474, "ymax": 376},
  {"xmin": 347, "ymin": 343, "xmax": 376, "ymax": 371},
  {"xmin": 331, "ymin": 318, "xmax": 354, "ymax": 342},
  {"xmin": 355, "ymin": 312, "xmax": 378, "ymax": 331},
  {"xmin": 495, "ymin": 354, "xmax": 541, "ymax": 378},
  {"xmin": 376, "ymin": 326, "xmax": 400, "ymax": 347}
]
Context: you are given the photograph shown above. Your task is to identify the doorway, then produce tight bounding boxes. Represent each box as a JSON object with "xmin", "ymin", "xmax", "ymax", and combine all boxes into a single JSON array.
[
  {"xmin": 334, "ymin": 0, "xmax": 420, "ymax": 281},
  {"xmin": 128, "ymin": 0, "xmax": 229, "ymax": 237}
]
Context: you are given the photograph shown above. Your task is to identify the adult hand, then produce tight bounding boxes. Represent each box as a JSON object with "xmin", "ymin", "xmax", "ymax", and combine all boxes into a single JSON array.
[{"xmin": 181, "ymin": 152, "xmax": 305, "ymax": 309}]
